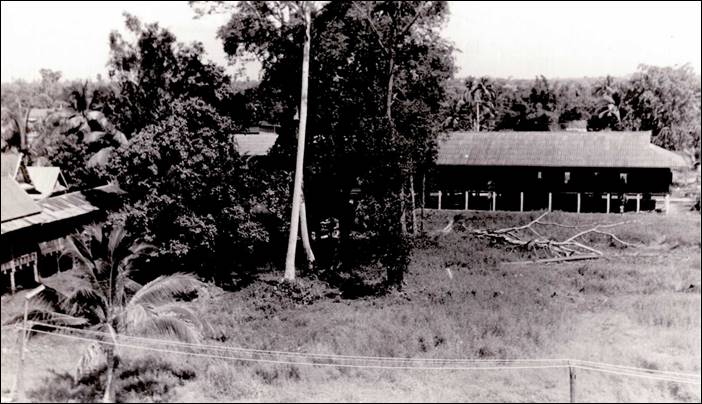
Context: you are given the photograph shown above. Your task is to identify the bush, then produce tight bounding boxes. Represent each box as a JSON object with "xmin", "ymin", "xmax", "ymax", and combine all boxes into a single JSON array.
[{"xmin": 29, "ymin": 355, "xmax": 196, "ymax": 403}]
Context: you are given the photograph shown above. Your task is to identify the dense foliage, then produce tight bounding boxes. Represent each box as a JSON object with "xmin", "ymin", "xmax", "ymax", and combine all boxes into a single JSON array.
[
  {"xmin": 208, "ymin": 1, "xmax": 455, "ymax": 288},
  {"xmin": 441, "ymin": 65, "xmax": 701, "ymax": 162},
  {"xmin": 1, "ymin": 2, "xmax": 699, "ymax": 291}
]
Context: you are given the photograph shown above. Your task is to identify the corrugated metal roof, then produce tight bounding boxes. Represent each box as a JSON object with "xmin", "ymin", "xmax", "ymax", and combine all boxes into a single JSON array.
[
  {"xmin": 1, "ymin": 177, "xmax": 42, "ymax": 223},
  {"xmin": 1, "ymin": 188, "xmax": 99, "ymax": 235},
  {"xmin": 234, "ymin": 134, "xmax": 278, "ymax": 156},
  {"xmin": 437, "ymin": 131, "xmax": 687, "ymax": 168}
]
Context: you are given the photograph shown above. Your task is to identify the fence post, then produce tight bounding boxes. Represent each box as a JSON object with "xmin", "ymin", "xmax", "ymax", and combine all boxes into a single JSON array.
[
  {"xmin": 520, "ymin": 192, "xmax": 524, "ymax": 212},
  {"xmin": 464, "ymin": 191, "xmax": 469, "ymax": 211},
  {"xmin": 569, "ymin": 363, "xmax": 577, "ymax": 403},
  {"xmin": 636, "ymin": 193, "xmax": 641, "ymax": 213},
  {"xmin": 11, "ymin": 285, "xmax": 45, "ymax": 402},
  {"xmin": 548, "ymin": 192, "xmax": 552, "ymax": 212},
  {"xmin": 437, "ymin": 191, "xmax": 442, "ymax": 210}
]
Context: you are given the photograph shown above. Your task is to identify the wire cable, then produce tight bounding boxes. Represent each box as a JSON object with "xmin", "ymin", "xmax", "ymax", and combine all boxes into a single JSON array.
[{"xmin": 10, "ymin": 321, "xmax": 702, "ymax": 381}]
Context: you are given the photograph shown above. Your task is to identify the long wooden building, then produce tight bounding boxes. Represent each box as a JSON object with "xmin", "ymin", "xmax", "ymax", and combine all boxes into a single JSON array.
[{"xmin": 430, "ymin": 131, "xmax": 687, "ymax": 213}]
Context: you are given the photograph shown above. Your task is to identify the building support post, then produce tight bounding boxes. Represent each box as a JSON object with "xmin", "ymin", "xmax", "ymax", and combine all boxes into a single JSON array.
[
  {"xmin": 437, "ymin": 191, "xmax": 442, "ymax": 210},
  {"xmin": 32, "ymin": 254, "xmax": 39, "ymax": 283},
  {"xmin": 10, "ymin": 267, "xmax": 16, "ymax": 295},
  {"xmin": 665, "ymin": 194, "xmax": 670, "ymax": 215},
  {"xmin": 606, "ymin": 193, "xmax": 611, "ymax": 214},
  {"xmin": 576, "ymin": 193, "xmax": 581, "ymax": 213},
  {"xmin": 492, "ymin": 192, "xmax": 497, "ymax": 211},
  {"xmin": 464, "ymin": 191, "xmax": 469, "ymax": 211},
  {"xmin": 520, "ymin": 192, "xmax": 524, "ymax": 212},
  {"xmin": 636, "ymin": 194, "xmax": 641, "ymax": 213},
  {"xmin": 548, "ymin": 192, "xmax": 552, "ymax": 212}
]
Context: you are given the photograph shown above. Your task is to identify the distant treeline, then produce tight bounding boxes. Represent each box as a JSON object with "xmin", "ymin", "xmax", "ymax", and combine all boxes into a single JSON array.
[
  {"xmin": 3, "ymin": 64, "xmax": 700, "ymax": 164},
  {"xmin": 438, "ymin": 65, "xmax": 700, "ymax": 163}
]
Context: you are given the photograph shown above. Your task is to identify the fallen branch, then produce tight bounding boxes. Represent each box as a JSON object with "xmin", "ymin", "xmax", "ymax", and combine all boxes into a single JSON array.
[
  {"xmin": 504, "ymin": 253, "xmax": 602, "ymax": 265},
  {"xmin": 435, "ymin": 212, "xmax": 636, "ymax": 261}
]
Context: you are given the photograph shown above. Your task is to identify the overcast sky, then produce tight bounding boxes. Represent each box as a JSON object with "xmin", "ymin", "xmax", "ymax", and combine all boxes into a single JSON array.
[{"xmin": 1, "ymin": 1, "xmax": 700, "ymax": 82}]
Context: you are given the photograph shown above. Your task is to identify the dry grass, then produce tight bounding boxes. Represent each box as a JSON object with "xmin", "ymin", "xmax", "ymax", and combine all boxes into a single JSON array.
[{"xmin": 2, "ymin": 210, "xmax": 700, "ymax": 402}]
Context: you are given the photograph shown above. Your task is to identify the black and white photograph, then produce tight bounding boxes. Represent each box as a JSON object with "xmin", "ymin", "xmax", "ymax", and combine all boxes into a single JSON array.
[{"xmin": 1, "ymin": 1, "xmax": 700, "ymax": 402}]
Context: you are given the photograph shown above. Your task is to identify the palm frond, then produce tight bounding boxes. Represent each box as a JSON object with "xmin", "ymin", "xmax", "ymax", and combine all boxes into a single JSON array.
[
  {"xmin": 61, "ymin": 287, "xmax": 108, "ymax": 322},
  {"xmin": 128, "ymin": 273, "xmax": 203, "ymax": 307},
  {"xmin": 107, "ymin": 225, "xmax": 127, "ymax": 264},
  {"xmin": 3, "ymin": 297, "xmax": 88, "ymax": 328},
  {"xmin": 132, "ymin": 315, "xmax": 201, "ymax": 343},
  {"xmin": 119, "ymin": 303, "xmax": 151, "ymax": 334},
  {"xmin": 62, "ymin": 237, "xmax": 100, "ymax": 290},
  {"xmin": 124, "ymin": 278, "xmax": 143, "ymax": 295},
  {"xmin": 153, "ymin": 303, "xmax": 204, "ymax": 328},
  {"xmin": 120, "ymin": 243, "xmax": 155, "ymax": 275}
]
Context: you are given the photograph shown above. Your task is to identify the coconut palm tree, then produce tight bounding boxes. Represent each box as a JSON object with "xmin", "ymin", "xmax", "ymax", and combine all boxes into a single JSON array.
[
  {"xmin": 441, "ymin": 93, "xmax": 471, "ymax": 131},
  {"xmin": 1, "ymin": 100, "xmax": 32, "ymax": 154},
  {"xmin": 464, "ymin": 76, "xmax": 496, "ymax": 132},
  {"xmin": 593, "ymin": 75, "xmax": 623, "ymax": 129},
  {"xmin": 56, "ymin": 82, "xmax": 128, "ymax": 168},
  {"xmin": 61, "ymin": 224, "xmax": 206, "ymax": 403}
]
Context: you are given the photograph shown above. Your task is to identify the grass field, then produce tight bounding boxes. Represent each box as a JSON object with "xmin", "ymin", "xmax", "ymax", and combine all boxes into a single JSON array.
[{"xmin": 1, "ymin": 210, "xmax": 700, "ymax": 402}]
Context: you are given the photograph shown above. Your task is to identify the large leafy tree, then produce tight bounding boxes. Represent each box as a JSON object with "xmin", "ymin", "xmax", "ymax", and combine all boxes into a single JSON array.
[
  {"xmin": 109, "ymin": 98, "xmax": 270, "ymax": 283},
  {"xmin": 103, "ymin": 15, "xmax": 279, "ymax": 283},
  {"xmin": 106, "ymin": 13, "xmax": 237, "ymax": 137},
  {"xmin": 622, "ymin": 64, "xmax": 701, "ymax": 163},
  {"xmin": 497, "ymin": 75, "xmax": 559, "ymax": 131},
  {"xmin": 206, "ymin": 0, "xmax": 454, "ymax": 287}
]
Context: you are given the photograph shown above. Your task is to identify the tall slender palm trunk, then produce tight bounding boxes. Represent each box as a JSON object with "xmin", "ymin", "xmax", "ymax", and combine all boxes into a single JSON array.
[
  {"xmin": 284, "ymin": 5, "xmax": 311, "ymax": 281},
  {"xmin": 102, "ymin": 324, "xmax": 117, "ymax": 403}
]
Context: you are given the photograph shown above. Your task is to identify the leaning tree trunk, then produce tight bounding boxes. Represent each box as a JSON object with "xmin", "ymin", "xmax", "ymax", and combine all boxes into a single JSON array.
[
  {"xmin": 284, "ymin": 4, "xmax": 311, "ymax": 281},
  {"xmin": 299, "ymin": 191, "xmax": 315, "ymax": 270}
]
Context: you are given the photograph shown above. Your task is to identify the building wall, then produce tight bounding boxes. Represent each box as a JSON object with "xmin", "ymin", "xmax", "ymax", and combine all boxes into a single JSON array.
[{"xmin": 432, "ymin": 166, "xmax": 673, "ymax": 194}]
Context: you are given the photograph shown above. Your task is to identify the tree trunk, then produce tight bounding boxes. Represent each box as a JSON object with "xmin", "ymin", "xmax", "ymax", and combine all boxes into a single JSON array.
[
  {"xmin": 102, "ymin": 324, "xmax": 117, "ymax": 403},
  {"xmin": 475, "ymin": 101, "xmax": 480, "ymax": 132},
  {"xmin": 410, "ymin": 175, "xmax": 417, "ymax": 236},
  {"xmin": 400, "ymin": 182, "xmax": 407, "ymax": 234},
  {"xmin": 386, "ymin": 53, "xmax": 395, "ymax": 120},
  {"xmin": 299, "ymin": 192, "xmax": 315, "ymax": 270},
  {"xmin": 284, "ymin": 5, "xmax": 311, "ymax": 281},
  {"xmin": 421, "ymin": 173, "xmax": 426, "ymax": 234}
]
